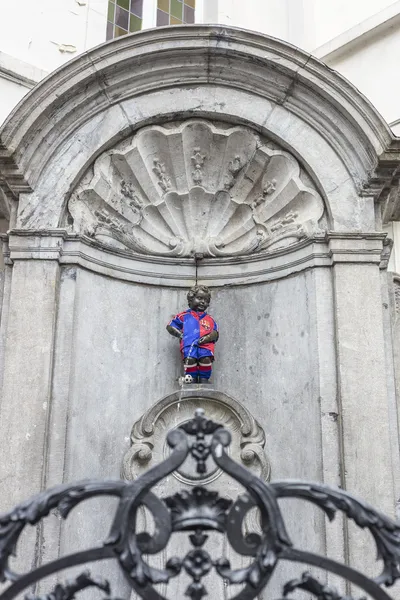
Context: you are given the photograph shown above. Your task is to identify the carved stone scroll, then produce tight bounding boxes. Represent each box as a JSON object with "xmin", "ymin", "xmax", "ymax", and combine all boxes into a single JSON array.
[
  {"xmin": 122, "ymin": 387, "xmax": 270, "ymax": 483},
  {"xmin": 67, "ymin": 119, "xmax": 325, "ymax": 258}
]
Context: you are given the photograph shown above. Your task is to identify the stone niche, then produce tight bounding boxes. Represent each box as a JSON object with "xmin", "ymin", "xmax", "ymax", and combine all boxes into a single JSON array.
[{"xmin": 0, "ymin": 24, "xmax": 400, "ymax": 600}]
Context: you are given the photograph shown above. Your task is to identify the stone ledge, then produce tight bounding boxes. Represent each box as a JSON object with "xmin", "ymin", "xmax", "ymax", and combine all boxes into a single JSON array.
[
  {"xmin": 1, "ymin": 229, "xmax": 389, "ymax": 286},
  {"xmin": 0, "ymin": 50, "xmax": 47, "ymax": 89}
]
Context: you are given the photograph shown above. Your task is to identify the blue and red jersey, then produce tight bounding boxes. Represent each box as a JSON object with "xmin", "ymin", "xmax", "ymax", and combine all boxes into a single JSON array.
[{"xmin": 168, "ymin": 309, "xmax": 218, "ymax": 355}]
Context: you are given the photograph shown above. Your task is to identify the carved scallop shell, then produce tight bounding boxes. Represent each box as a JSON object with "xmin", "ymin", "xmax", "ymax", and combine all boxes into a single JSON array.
[{"xmin": 68, "ymin": 120, "xmax": 325, "ymax": 257}]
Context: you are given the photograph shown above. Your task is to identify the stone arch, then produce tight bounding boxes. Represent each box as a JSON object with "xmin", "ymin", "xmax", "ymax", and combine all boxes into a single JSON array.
[{"xmin": 0, "ymin": 25, "xmax": 398, "ymax": 235}]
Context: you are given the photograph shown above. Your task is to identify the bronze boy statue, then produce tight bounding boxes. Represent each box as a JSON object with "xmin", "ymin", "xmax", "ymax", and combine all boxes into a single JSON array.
[{"xmin": 167, "ymin": 285, "xmax": 219, "ymax": 383}]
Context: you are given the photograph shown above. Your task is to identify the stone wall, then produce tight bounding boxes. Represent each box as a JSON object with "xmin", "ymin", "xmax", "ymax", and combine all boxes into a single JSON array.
[{"xmin": 0, "ymin": 25, "xmax": 400, "ymax": 599}]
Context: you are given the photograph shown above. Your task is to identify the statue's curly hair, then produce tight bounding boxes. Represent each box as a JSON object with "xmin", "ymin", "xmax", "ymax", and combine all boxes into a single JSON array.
[{"xmin": 187, "ymin": 285, "xmax": 211, "ymax": 306}]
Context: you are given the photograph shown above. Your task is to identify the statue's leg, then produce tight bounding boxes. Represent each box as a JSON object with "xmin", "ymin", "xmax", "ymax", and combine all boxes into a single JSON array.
[
  {"xmin": 198, "ymin": 356, "xmax": 212, "ymax": 383},
  {"xmin": 183, "ymin": 356, "xmax": 198, "ymax": 383}
]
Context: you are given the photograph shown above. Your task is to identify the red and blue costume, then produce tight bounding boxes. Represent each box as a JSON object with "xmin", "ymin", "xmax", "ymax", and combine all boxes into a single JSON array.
[{"xmin": 168, "ymin": 309, "xmax": 218, "ymax": 380}]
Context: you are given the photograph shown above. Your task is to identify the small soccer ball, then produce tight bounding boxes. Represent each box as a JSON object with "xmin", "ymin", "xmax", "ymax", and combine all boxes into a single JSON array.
[{"xmin": 184, "ymin": 374, "xmax": 194, "ymax": 384}]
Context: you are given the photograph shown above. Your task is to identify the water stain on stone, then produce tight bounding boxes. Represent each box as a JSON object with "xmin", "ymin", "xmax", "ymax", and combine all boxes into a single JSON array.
[{"xmin": 61, "ymin": 267, "xmax": 77, "ymax": 281}]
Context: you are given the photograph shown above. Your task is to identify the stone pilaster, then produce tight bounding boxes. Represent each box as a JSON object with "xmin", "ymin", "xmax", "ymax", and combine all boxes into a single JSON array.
[
  {"xmin": 0, "ymin": 233, "xmax": 62, "ymax": 572},
  {"xmin": 330, "ymin": 236, "xmax": 398, "ymax": 576}
]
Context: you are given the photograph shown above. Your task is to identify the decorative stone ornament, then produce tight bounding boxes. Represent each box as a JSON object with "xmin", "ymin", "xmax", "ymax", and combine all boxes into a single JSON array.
[
  {"xmin": 67, "ymin": 120, "xmax": 325, "ymax": 258},
  {"xmin": 122, "ymin": 389, "xmax": 271, "ymax": 483}
]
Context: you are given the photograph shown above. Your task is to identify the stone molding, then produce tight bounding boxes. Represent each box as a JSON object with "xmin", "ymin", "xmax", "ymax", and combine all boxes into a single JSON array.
[
  {"xmin": 122, "ymin": 386, "xmax": 271, "ymax": 483},
  {"xmin": 382, "ymin": 180, "xmax": 400, "ymax": 223},
  {"xmin": 0, "ymin": 187, "xmax": 10, "ymax": 220},
  {"xmin": 0, "ymin": 50, "xmax": 47, "ymax": 89},
  {"xmin": 0, "ymin": 26, "xmax": 399, "ymax": 229},
  {"xmin": 0, "ymin": 26, "xmax": 395, "ymax": 191},
  {"xmin": 2, "ymin": 229, "xmax": 388, "ymax": 286},
  {"xmin": 67, "ymin": 119, "xmax": 325, "ymax": 258}
]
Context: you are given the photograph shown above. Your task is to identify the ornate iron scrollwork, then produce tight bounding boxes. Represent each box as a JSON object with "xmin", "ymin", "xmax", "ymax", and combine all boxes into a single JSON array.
[{"xmin": 0, "ymin": 409, "xmax": 399, "ymax": 600}]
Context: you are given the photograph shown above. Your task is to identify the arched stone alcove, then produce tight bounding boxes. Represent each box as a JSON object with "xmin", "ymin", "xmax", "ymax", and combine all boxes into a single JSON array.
[{"xmin": 0, "ymin": 24, "xmax": 399, "ymax": 598}]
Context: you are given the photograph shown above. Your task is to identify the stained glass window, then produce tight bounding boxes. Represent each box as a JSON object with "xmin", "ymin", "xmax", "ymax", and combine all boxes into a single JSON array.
[
  {"xmin": 157, "ymin": 0, "xmax": 195, "ymax": 26},
  {"xmin": 106, "ymin": 0, "xmax": 143, "ymax": 40}
]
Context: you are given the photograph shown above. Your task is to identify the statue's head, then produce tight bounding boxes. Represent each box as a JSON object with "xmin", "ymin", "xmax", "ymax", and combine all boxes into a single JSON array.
[{"xmin": 187, "ymin": 285, "xmax": 211, "ymax": 312}]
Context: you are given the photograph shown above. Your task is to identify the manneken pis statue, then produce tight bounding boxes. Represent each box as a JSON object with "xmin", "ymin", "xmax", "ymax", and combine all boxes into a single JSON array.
[{"xmin": 166, "ymin": 285, "xmax": 219, "ymax": 383}]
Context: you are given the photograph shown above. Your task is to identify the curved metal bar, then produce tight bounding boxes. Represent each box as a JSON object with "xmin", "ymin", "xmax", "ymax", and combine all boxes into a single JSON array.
[
  {"xmin": 208, "ymin": 428, "xmax": 293, "ymax": 598},
  {"xmin": 136, "ymin": 492, "xmax": 172, "ymax": 554},
  {"xmin": 108, "ymin": 429, "xmax": 188, "ymax": 546},
  {"xmin": 215, "ymin": 557, "xmax": 278, "ymax": 600},
  {"xmin": 225, "ymin": 573, "xmax": 278, "ymax": 600},
  {"xmin": 280, "ymin": 547, "xmax": 394, "ymax": 600},
  {"xmin": 0, "ymin": 547, "xmax": 115, "ymax": 600},
  {"xmin": 0, "ymin": 480, "xmax": 128, "ymax": 583},
  {"xmin": 271, "ymin": 480, "xmax": 400, "ymax": 586},
  {"xmin": 210, "ymin": 429, "xmax": 291, "ymax": 551},
  {"xmin": 225, "ymin": 494, "xmax": 261, "ymax": 556},
  {"xmin": 107, "ymin": 428, "xmax": 189, "ymax": 597},
  {"xmin": 271, "ymin": 480, "xmax": 399, "ymax": 527}
]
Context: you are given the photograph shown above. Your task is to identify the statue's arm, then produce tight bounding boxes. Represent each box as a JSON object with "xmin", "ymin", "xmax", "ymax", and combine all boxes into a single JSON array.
[
  {"xmin": 167, "ymin": 313, "xmax": 184, "ymax": 339},
  {"xmin": 166, "ymin": 324, "xmax": 183, "ymax": 339},
  {"xmin": 198, "ymin": 329, "xmax": 219, "ymax": 345}
]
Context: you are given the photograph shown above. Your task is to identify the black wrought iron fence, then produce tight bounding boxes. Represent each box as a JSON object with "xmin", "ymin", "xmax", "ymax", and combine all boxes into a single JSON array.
[{"xmin": 0, "ymin": 409, "xmax": 399, "ymax": 600}]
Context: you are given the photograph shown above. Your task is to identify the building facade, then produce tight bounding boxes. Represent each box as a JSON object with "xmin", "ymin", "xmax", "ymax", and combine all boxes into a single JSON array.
[{"xmin": 1, "ymin": 3, "xmax": 400, "ymax": 599}]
